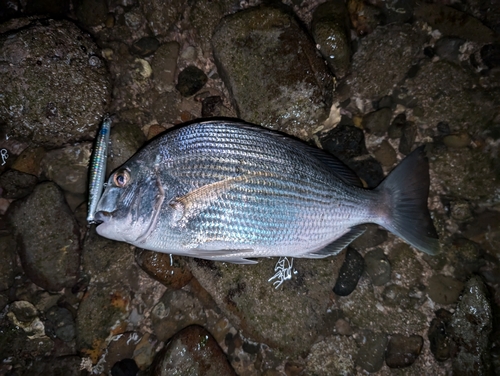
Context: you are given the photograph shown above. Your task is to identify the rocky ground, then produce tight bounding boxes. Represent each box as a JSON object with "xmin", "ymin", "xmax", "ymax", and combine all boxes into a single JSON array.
[{"xmin": 0, "ymin": 0, "xmax": 499, "ymax": 375}]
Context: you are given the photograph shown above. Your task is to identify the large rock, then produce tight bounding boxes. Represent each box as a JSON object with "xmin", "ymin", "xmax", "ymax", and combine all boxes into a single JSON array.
[
  {"xmin": 8, "ymin": 182, "xmax": 80, "ymax": 291},
  {"xmin": 0, "ymin": 19, "xmax": 111, "ymax": 147},
  {"xmin": 212, "ymin": 4, "xmax": 333, "ymax": 140}
]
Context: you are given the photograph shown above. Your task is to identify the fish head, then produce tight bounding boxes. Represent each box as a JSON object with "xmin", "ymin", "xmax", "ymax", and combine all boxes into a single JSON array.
[{"xmin": 94, "ymin": 160, "xmax": 161, "ymax": 243}]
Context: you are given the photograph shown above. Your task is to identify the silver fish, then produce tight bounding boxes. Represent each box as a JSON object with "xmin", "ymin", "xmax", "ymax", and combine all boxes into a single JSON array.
[
  {"xmin": 87, "ymin": 115, "xmax": 111, "ymax": 224},
  {"xmin": 94, "ymin": 120, "xmax": 439, "ymax": 263}
]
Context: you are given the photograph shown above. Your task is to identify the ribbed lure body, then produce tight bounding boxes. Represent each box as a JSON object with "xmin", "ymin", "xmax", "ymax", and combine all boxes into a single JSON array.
[{"xmin": 87, "ymin": 115, "xmax": 111, "ymax": 223}]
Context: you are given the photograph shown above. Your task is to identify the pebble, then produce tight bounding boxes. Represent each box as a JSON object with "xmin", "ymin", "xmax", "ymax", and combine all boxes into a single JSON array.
[
  {"xmin": 135, "ymin": 250, "xmax": 193, "ymax": 289},
  {"xmin": 363, "ymin": 248, "xmax": 391, "ymax": 286},
  {"xmin": 130, "ymin": 37, "xmax": 160, "ymax": 57},
  {"xmin": 0, "ymin": 169, "xmax": 38, "ymax": 199},
  {"xmin": 463, "ymin": 210, "xmax": 500, "ymax": 255},
  {"xmin": 150, "ymin": 325, "xmax": 237, "ymax": 375},
  {"xmin": 334, "ymin": 318, "xmax": 352, "ymax": 335},
  {"xmin": 333, "ymin": 248, "xmax": 365, "ymax": 296},
  {"xmin": 10, "ymin": 147, "xmax": 46, "ymax": 176},
  {"xmin": 382, "ymin": 284, "xmax": 412, "ymax": 309},
  {"xmin": 443, "ymin": 132, "xmax": 470, "ymax": 148},
  {"xmin": 428, "ymin": 309, "xmax": 453, "ymax": 361},
  {"xmin": 398, "ymin": 121, "xmax": 416, "ymax": 155},
  {"xmin": 436, "ymin": 121, "xmax": 451, "ymax": 136},
  {"xmin": 45, "ymin": 306, "xmax": 76, "ymax": 342},
  {"xmin": 202, "ymin": 96, "xmax": 224, "ymax": 117},
  {"xmin": 426, "ymin": 274, "xmax": 464, "ymax": 305},
  {"xmin": 176, "ymin": 65, "xmax": 208, "ymax": 97},
  {"xmin": 373, "ymin": 140, "xmax": 397, "ymax": 167},
  {"xmin": 351, "ymin": 224, "xmax": 388, "ymax": 250},
  {"xmin": 385, "ymin": 334, "xmax": 423, "ymax": 368},
  {"xmin": 152, "ymin": 41, "xmax": 179, "ymax": 93},
  {"xmin": 449, "ymin": 200, "xmax": 472, "ymax": 221},
  {"xmin": 434, "ymin": 37, "xmax": 465, "ymax": 63},
  {"xmin": 362, "ymin": 108, "xmax": 392, "ymax": 135},
  {"xmin": 388, "ymin": 113, "xmax": 406, "ymax": 139},
  {"xmin": 356, "ymin": 331, "xmax": 388, "ymax": 372}
]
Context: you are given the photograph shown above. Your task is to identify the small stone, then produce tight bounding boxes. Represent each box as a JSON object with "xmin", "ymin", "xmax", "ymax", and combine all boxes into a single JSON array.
[
  {"xmin": 463, "ymin": 211, "xmax": 500, "ymax": 256},
  {"xmin": 443, "ymin": 132, "xmax": 470, "ymax": 148},
  {"xmin": 373, "ymin": 140, "xmax": 397, "ymax": 167},
  {"xmin": 10, "ymin": 147, "xmax": 46, "ymax": 176},
  {"xmin": 388, "ymin": 113, "xmax": 406, "ymax": 139},
  {"xmin": 449, "ymin": 200, "xmax": 472, "ymax": 221},
  {"xmin": 45, "ymin": 306, "xmax": 75, "ymax": 342},
  {"xmin": 364, "ymin": 249, "xmax": 391, "ymax": 286},
  {"xmin": 362, "ymin": 108, "xmax": 392, "ymax": 135},
  {"xmin": 152, "ymin": 42, "xmax": 179, "ymax": 93},
  {"xmin": 176, "ymin": 65, "xmax": 208, "ymax": 97},
  {"xmin": 334, "ymin": 318, "xmax": 352, "ymax": 336},
  {"xmin": 151, "ymin": 325, "xmax": 237, "ymax": 375},
  {"xmin": 436, "ymin": 121, "xmax": 451, "ymax": 136},
  {"xmin": 434, "ymin": 37, "xmax": 465, "ymax": 63},
  {"xmin": 111, "ymin": 358, "xmax": 139, "ymax": 376},
  {"xmin": 130, "ymin": 37, "xmax": 160, "ymax": 57},
  {"xmin": 480, "ymin": 43, "xmax": 500, "ymax": 69},
  {"xmin": 333, "ymin": 248, "xmax": 365, "ymax": 296},
  {"xmin": 9, "ymin": 300, "xmax": 38, "ymax": 322},
  {"xmin": 202, "ymin": 96, "xmax": 224, "ymax": 117},
  {"xmin": 428, "ymin": 309, "xmax": 453, "ymax": 361},
  {"xmin": 426, "ymin": 274, "xmax": 464, "ymax": 305},
  {"xmin": 399, "ymin": 122, "xmax": 416, "ymax": 155},
  {"xmin": 351, "ymin": 224, "xmax": 388, "ymax": 250},
  {"xmin": 153, "ymin": 91, "xmax": 183, "ymax": 125},
  {"xmin": 382, "ymin": 285, "xmax": 412, "ymax": 309},
  {"xmin": 356, "ymin": 331, "xmax": 388, "ymax": 372},
  {"xmin": 385, "ymin": 334, "xmax": 423, "ymax": 368},
  {"xmin": 0, "ymin": 170, "xmax": 38, "ymax": 199},
  {"xmin": 135, "ymin": 250, "xmax": 193, "ymax": 289}
]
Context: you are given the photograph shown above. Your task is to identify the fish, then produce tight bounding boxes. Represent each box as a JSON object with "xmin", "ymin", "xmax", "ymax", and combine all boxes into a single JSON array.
[
  {"xmin": 94, "ymin": 120, "xmax": 439, "ymax": 264},
  {"xmin": 87, "ymin": 114, "xmax": 112, "ymax": 224}
]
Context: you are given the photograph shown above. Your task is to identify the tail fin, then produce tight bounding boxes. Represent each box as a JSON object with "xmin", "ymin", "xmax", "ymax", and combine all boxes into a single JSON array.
[{"xmin": 374, "ymin": 146, "xmax": 439, "ymax": 255}]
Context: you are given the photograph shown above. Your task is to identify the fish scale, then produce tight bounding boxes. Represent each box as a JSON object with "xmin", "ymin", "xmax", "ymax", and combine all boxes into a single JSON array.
[{"xmin": 95, "ymin": 120, "xmax": 439, "ymax": 263}]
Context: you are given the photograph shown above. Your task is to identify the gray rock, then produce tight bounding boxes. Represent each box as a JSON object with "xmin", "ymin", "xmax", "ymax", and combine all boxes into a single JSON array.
[
  {"xmin": 130, "ymin": 37, "xmax": 160, "ymax": 57},
  {"xmin": 305, "ymin": 336, "xmax": 357, "ymax": 375},
  {"xmin": 40, "ymin": 143, "xmax": 92, "ymax": 195},
  {"xmin": 0, "ymin": 234, "xmax": 18, "ymax": 291},
  {"xmin": 373, "ymin": 140, "xmax": 397, "ymax": 167},
  {"xmin": 107, "ymin": 122, "xmax": 146, "ymax": 173},
  {"xmin": 463, "ymin": 211, "xmax": 500, "ymax": 255},
  {"xmin": 388, "ymin": 113, "xmax": 406, "ymax": 139},
  {"xmin": 311, "ymin": 0, "xmax": 351, "ymax": 78},
  {"xmin": 152, "ymin": 42, "xmax": 179, "ymax": 93},
  {"xmin": 364, "ymin": 248, "xmax": 391, "ymax": 286},
  {"xmin": 362, "ymin": 108, "xmax": 392, "ymax": 136},
  {"xmin": 382, "ymin": 284, "xmax": 413, "ymax": 309},
  {"xmin": 8, "ymin": 182, "xmax": 80, "ymax": 291},
  {"xmin": 212, "ymin": 4, "xmax": 333, "ymax": 140},
  {"xmin": 351, "ymin": 224, "xmax": 388, "ymax": 250},
  {"xmin": 450, "ymin": 276, "xmax": 492, "ymax": 375},
  {"xmin": 0, "ymin": 169, "xmax": 38, "ymax": 199},
  {"xmin": 428, "ymin": 309, "xmax": 453, "ymax": 361},
  {"xmin": 140, "ymin": 0, "xmax": 186, "ymax": 37},
  {"xmin": 387, "ymin": 243, "xmax": 423, "ymax": 286},
  {"xmin": 426, "ymin": 274, "xmax": 464, "ymax": 305},
  {"xmin": 356, "ymin": 331, "xmax": 388, "ymax": 372},
  {"xmin": 151, "ymin": 325, "xmax": 237, "ymax": 376},
  {"xmin": 0, "ymin": 19, "xmax": 111, "ymax": 147},
  {"xmin": 434, "ymin": 37, "xmax": 465, "ymax": 63},
  {"xmin": 333, "ymin": 248, "xmax": 365, "ymax": 296},
  {"xmin": 152, "ymin": 91, "xmax": 183, "ymax": 125},
  {"xmin": 347, "ymin": 23, "xmax": 425, "ymax": 102},
  {"xmin": 45, "ymin": 306, "xmax": 75, "ymax": 342},
  {"xmin": 385, "ymin": 334, "xmax": 423, "ymax": 368},
  {"xmin": 398, "ymin": 121, "xmax": 416, "ymax": 155}
]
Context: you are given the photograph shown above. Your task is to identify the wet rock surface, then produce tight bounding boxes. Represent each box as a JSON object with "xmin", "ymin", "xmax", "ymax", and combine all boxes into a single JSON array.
[{"xmin": 0, "ymin": 1, "xmax": 499, "ymax": 375}]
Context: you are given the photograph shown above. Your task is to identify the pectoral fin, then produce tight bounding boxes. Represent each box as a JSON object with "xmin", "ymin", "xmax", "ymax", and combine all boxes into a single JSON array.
[{"xmin": 304, "ymin": 226, "xmax": 366, "ymax": 258}]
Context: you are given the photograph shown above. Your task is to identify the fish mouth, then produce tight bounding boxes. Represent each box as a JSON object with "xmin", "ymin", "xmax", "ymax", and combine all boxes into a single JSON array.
[{"xmin": 94, "ymin": 211, "xmax": 111, "ymax": 224}]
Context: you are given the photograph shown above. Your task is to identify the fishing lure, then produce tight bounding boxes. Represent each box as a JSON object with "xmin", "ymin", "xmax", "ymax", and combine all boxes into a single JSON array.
[{"xmin": 87, "ymin": 114, "xmax": 111, "ymax": 224}]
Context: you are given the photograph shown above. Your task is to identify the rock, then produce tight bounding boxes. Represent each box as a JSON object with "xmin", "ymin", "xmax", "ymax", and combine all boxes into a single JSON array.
[
  {"xmin": 334, "ymin": 318, "xmax": 352, "ymax": 335},
  {"xmin": 442, "ymin": 132, "xmax": 471, "ymax": 148},
  {"xmin": 135, "ymin": 250, "xmax": 193, "ymax": 289},
  {"xmin": 355, "ymin": 331, "xmax": 388, "ymax": 372},
  {"xmin": 0, "ymin": 169, "xmax": 38, "ymax": 199},
  {"xmin": 414, "ymin": 4, "xmax": 497, "ymax": 44},
  {"xmin": 0, "ymin": 234, "xmax": 17, "ymax": 291},
  {"xmin": 363, "ymin": 248, "xmax": 391, "ymax": 286},
  {"xmin": 202, "ymin": 96, "xmax": 224, "ymax": 117},
  {"xmin": 8, "ymin": 182, "xmax": 80, "ymax": 291},
  {"xmin": 130, "ymin": 37, "xmax": 160, "ymax": 57},
  {"xmin": 10, "ymin": 147, "xmax": 46, "ymax": 176},
  {"xmin": 388, "ymin": 113, "xmax": 406, "ymax": 139},
  {"xmin": 351, "ymin": 224, "xmax": 388, "ymax": 250},
  {"xmin": 346, "ymin": 0, "xmax": 381, "ymax": 36},
  {"xmin": 398, "ymin": 121, "xmax": 416, "ymax": 155},
  {"xmin": 311, "ymin": 0, "xmax": 352, "ymax": 78},
  {"xmin": 362, "ymin": 108, "xmax": 392, "ymax": 135},
  {"xmin": 426, "ymin": 274, "xmax": 464, "ymax": 305},
  {"xmin": 373, "ymin": 140, "xmax": 397, "ymax": 167},
  {"xmin": 428, "ymin": 309, "xmax": 453, "ymax": 361},
  {"xmin": 212, "ymin": 4, "xmax": 333, "ymax": 140},
  {"xmin": 176, "ymin": 65, "xmax": 208, "ymax": 97},
  {"xmin": 45, "ymin": 306, "xmax": 76, "ymax": 342},
  {"xmin": 151, "ymin": 325, "xmax": 237, "ymax": 376},
  {"xmin": 151, "ymin": 289, "xmax": 207, "ymax": 342},
  {"xmin": 481, "ymin": 43, "xmax": 500, "ymax": 69},
  {"xmin": 333, "ymin": 248, "xmax": 365, "ymax": 296},
  {"xmin": 40, "ymin": 143, "xmax": 92, "ymax": 195},
  {"xmin": 382, "ymin": 285, "xmax": 413, "ymax": 309},
  {"xmin": 385, "ymin": 334, "xmax": 423, "ymax": 368},
  {"xmin": 449, "ymin": 276, "xmax": 492, "ymax": 375},
  {"xmin": 0, "ymin": 19, "xmax": 111, "ymax": 146},
  {"xmin": 305, "ymin": 336, "xmax": 357, "ymax": 375},
  {"xmin": 141, "ymin": 0, "xmax": 186, "ymax": 37},
  {"xmin": 107, "ymin": 122, "xmax": 146, "ymax": 173},
  {"xmin": 346, "ymin": 23, "xmax": 425, "ymax": 102},
  {"xmin": 152, "ymin": 91, "xmax": 183, "ymax": 125},
  {"xmin": 434, "ymin": 37, "xmax": 465, "ymax": 63},
  {"xmin": 449, "ymin": 200, "xmax": 472, "ymax": 221},
  {"xmin": 152, "ymin": 42, "xmax": 179, "ymax": 93},
  {"xmin": 387, "ymin": 243, "xmax": 423, "ymax": 286}
]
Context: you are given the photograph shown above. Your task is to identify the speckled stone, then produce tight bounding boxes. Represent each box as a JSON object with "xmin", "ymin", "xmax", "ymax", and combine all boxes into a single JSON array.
[
  {"xmin": 356, "ymin": 331, "xmax": 388, "ymax": 372},
  {"xmin": 176, "ymin": 65, "xmax": 208, "ymax": 97},
  {"xmin": 426, "ymin": 274, "xmax": 464, "ymax": 305},
  {"xmin": 333, "ymin": 248, "xmax": 365, "ymax": 296},
  {"xmin": 0, "ymin": 169, "xmax": 38, "ymax": 199},
  {"xmin": 385, "ymin": 334, "xmax": 423, "ymax": 368},
  {"xmin": 363, "ymin": 248, "xmax": 391, "ymax": 286},
  {"xmin": 362, "ymin": 108, "xmax": 392, "ymax": 135},
  {"xmin": 428, "ymin": 309, "xmax": 453, "ymax": 361}
]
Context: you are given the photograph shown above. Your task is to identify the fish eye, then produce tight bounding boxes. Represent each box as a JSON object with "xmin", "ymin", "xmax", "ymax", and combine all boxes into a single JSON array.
[{"xmin": 113, "ymin": 169, "xmax": 130, "ymax": 187}]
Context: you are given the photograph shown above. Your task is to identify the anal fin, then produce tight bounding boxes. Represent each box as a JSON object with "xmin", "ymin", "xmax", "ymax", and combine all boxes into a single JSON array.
[{"xmin": 304, "ymin": 226, "xmax": 366, "ymax": 258}]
